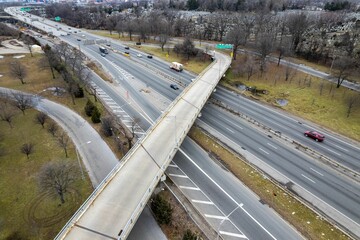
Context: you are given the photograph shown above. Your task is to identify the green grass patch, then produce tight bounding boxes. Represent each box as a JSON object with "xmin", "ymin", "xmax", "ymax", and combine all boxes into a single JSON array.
[
  {"xmin": 189, "ymin": 127, "xmax": 350, "ymax": 240},
  {"xmin": 223, "ymin": 55, "xmax": 360, "ymax": 141},
  {"xmin": 0, "ymin": 108, "xmax": 93, "ymax": 240}
]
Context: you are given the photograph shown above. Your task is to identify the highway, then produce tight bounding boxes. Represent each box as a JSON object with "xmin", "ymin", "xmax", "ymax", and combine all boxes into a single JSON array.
[
  {"xmin": 213, "ymin": 88, "xmax": 360, "ymax": 172},
  {"xmin": 56, "ymin": 19, "xmax": 360, "ymax": 237},
  {"xmin": 5, "ymin": 6, "xmax": 360, "ymax": 238}
]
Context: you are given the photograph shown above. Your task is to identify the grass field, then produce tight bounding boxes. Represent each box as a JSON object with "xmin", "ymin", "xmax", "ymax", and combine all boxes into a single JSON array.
[
  {"xmin": 0, "ymin": 53, "xmax": 125, "ymax": 239},
  {"xmin": 189, "ymin": 127, "xmax": 350, "ymax": 240},
  {"xmin": 223, "ymin": 55, "xmax": 360, "ymax": 141},
  {"xmin": 0, "ymin": 107, "xmax": 93, "ymax": 239}
]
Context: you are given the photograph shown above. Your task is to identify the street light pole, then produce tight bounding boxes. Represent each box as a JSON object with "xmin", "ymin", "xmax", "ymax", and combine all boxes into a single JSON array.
[{"xmin": 216, "ymin": 203, "xmax": 243, "ymax": 240}]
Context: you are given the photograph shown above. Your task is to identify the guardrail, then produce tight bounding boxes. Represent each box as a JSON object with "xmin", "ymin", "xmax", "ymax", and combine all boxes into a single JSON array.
[{"xmin": 210, "ymin": 98, "xmax": 359, "ymax": 181}]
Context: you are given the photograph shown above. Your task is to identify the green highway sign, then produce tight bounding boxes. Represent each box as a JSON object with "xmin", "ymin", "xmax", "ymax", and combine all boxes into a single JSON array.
[
  {"xmin": 54, "ymin": 16, "xmax": 61, "ymax": 22},
  {"xmin": 20, "ymin": 7, "xmax": 31, "ymax": 12},
  {"xmin": 216, "ymin": 44, "xmax": 233, "ymax": 49}
]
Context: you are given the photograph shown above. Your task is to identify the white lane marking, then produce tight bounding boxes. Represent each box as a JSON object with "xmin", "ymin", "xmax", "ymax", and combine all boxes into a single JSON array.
[
  {"xmin": 168, "ymin": 164, "xmax": 177, "ymax": 168},
  {"xmin": 180, "ymin": 186, "xmax": 200, "ymax": 191},
  {"xmin": 192, "ymin": 200, "xmax": 214, "ymax": 205},
  {"xmin": 301, "ymin": 174, "xmax": 316, "ymax": 183},
  {"xmin": 226, "ymin": 127, "xmax": 235, "ymax": 133},
  {"xmin": 322, "ymin": 146, "xmax": 341, "ymax": 156},
  {"xmin": 218, "ymin": 114, "xmax": 243, "ymax": 129},
  {"xmin": 180, "ymin": 148, "xmax": 275, "ymax": 240},
  {"xmin": 113, "ymin": 109, "xmax": 125, "ymax": 112},
  {"xmin": 220, "ymin": 231, "xmax": 247, "ymax": 239},
  {"xmin": 205, "ymin": 214, "xmax": 227, "ymax": 220},
  {"xmin": 329, "ymin": 143, "xmax": 349, "ymax": 152},
  {"xmin": 196, "ymin": 121, "xmax": 360, "ymax": 228},
  {"xmin": 310, "ymin": 168, "xmax": 324, "ymax": 176},
  {"xmin": 267, "ymin": 143, "xmax": 278, "ymax": 149},
  {"xmin": 169, "ymin": 174, "xmax": 188, "ymax": 178},
  {"xmin": 259, "ymin": 148, "xmax": 269, "ymax": 155}
]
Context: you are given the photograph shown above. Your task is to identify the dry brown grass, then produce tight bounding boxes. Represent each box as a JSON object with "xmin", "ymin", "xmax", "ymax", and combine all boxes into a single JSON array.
[
  {"xmin": 223, "ymin": 54, "xmax": 360, "ymax": 141},
  {"xmin": 189, "ymin": 127, "xmax": 350, "ymax": 240}
]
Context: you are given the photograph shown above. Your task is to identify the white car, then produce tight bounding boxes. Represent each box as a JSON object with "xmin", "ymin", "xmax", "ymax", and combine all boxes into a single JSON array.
[{"xmin": 137, "ymin": 54, "xmax": 142, "ymax": 58}]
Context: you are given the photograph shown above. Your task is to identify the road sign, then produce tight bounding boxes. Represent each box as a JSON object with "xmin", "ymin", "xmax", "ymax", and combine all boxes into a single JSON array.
[
  {"xmin": 54, "ymin": 16, "xmax": 61, "ymax": 22},
  {"xmin": 20, "ymin": 7, "xmax": 31, "ymax": 12},
  {"xmin": 216, "ymin": 44, "xmax": 233, "ymax": 49}
]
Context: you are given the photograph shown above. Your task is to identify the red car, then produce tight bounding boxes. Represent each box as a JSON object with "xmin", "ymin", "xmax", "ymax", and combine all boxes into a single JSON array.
[{"xmin": 304, "ymin": 131, "xmax": 325, "ymax": 142}]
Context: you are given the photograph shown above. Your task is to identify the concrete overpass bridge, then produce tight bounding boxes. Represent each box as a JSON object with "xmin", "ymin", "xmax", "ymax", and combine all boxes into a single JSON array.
[{"xmin": 55, "ymin": 52, "xmax": 231, "ymax": 240}]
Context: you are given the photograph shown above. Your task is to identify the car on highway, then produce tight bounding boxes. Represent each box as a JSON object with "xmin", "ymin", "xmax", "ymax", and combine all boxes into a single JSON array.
[
  {"xmin": 101, "ymin": 53, "xmax": 106, "ymax": 57},
  {"xmin": 77, "ymin": 38, "xmax": 81, "ymax": 41},
  {"xmin": 124, "ymin": 51, "xmax": 130, "ymax": 55},
  {"xmin": 304, "ymin": 130, "xmax": 325, "ymax": 142},
  {"xmin": 137, "ymin": 54, "xmax": 142, "ymax": 58},
  {"xmin": 147, "ymin": 55, "xmax": 153, "ymax": 59},
  {"xmin": 125, "ymin": 46, "xmax": 130, "ymax": 50},
  {"xmin": 170, "ymin": 84, "xmax": 179, "ymax": 90}
]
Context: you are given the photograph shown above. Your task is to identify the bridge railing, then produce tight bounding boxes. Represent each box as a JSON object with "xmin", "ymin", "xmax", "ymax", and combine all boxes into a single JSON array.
[{"xmin": 55, "ymin": 52, "xmax": 230, "ymax": 240}]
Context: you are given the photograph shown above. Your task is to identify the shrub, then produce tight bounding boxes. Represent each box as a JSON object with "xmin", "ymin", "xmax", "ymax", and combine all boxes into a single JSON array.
[
  {"xmin": 182, "ymin": 229, "xmax": 197, "ymax": 240},
  {"xmin": 91, "ymin": 107, "xmax": 101, "ymax": 123},
  {"xmin": 84, "ymin": 100, "xmax": 95, "ymax": 116},
  {"xmin": 74, "ymin": 86, "xmax": 84, "ymax": 98},
  {"xmin": 151, "ymin": 194, "xmax": 172, "ymax": 225}
]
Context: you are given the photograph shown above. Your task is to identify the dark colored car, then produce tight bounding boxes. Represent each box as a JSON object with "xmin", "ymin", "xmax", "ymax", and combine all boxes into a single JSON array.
[
  {"xmin": 125, "ymin": 46, "xmax": 130, "ymax": 50},
  {"xmin": 124, "ymin": 51, "xmax": 130, "ymax": 55},
  {"xmin": 170, "ymin": 84, "xmax": 179, "ymax": 90},
  {"xmin": 147, "ymin": 55, "xmax": 153, "ymax": 59},
  {"xmin": 304, "ymin": 131, "xmax": 325, "ymax": 142}
]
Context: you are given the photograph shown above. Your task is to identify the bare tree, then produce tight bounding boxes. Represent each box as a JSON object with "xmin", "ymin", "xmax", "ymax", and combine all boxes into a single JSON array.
[
  {"xmin": 57, "ymin": 132, "xmax": 70, "ymax": 158},
  {"xmin": 226, "ymin": 14, "xmax": 253, "ymax": 60},
  {"xmin": 287, "ymin": 12, "xmax": 310, "ymax": 51},
  {"xmin": 9, "ymin": 61, "xmax": 27, "ymax": 84},
  {"xmin": 101, "ymin": 116, "xmax": 114, "ymax": 137},
  {"xmin": 47, "ymin": 122, "xmax": 58, "ymax": 137},
  {"xmin": 35, "ymin": 112, "xmax": 48, "ymax": 128},
  {"xmin": 40, "ymin": 44, "xmax": 59, "ymax": 79},
  {"xmin": 244, "ymin": 56, "xmax": 257, "ymax": 81},
  {"xmin": 0, "ymin": 102, "xmax": 16, "ymax": 128},
  {"xmin": 105, "ymin": 15, "xmax": 118, "ymax": 35},
  {"xmin": 38, "ymin": 161, "xmax": 77, "ymax": 204},
  {"xmin": 257, "ymin": 33, "xmax": 274, "ymax": 74},
  {"xmin": 284, "ymin": 62, "xmax": 297, "ymax": 82},
  {"xmin": 54, "ymin": 42, "xmax": 70, "ymax": 64},
  {"xmin": 346, "ymin": 94, "xmax": 359, "ymax": 118},
  {"xmin": 12, "ymin": 93, "xmax": 32, "ymax": 115},
  {"xmin": 20, "ymin": 143, "xmax": 34, "ymax": 159},
  {"xmin": 23, "ymin": 35, "xmax": 34, "ymax": 57},
  {"xmin": 127, "ymin": 117, "xmax": 141, "ymax": 149},
  {"xmin": 333, "ymin": 56, "xmax": 355, "ymax": 88}
]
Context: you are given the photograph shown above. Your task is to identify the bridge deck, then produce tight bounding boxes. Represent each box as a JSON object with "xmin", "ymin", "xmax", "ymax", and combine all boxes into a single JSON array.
[{"xmin": 56, "ymin": 52, "xmax": 231, "ymax": 240}]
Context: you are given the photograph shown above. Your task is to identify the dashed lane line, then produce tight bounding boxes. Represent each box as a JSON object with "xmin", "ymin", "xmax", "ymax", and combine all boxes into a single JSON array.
[
  {"xmin": 204, "ymin": 214, "xmax": 227, "ymax": 220},
  {"xmin": 192, "ymin": 200, "xmax": 214, "ymax": 205},
  {"xmin": 301, "ymin": 174, "xmax": 316, "ymax": 183},
  {"xmin": 310, "ymin": 168, "xmax": 324, "ymax": 176},
  {"xmin": 220, "ymin": 231, "xmax": 247, "ymax": 239},
  {"xmin": 179, "ymin": 186, "xmax": 200, "ymax": 191},
  {"xmin": 168, "ymin": 174, "xmax": 188, "ymax": 178},
  {"xmin": 267, "ymin": 143, "xmax": 278, "ymax": 149},
  {"xmin": 259, "ymin": 148, "xmax": 269, "ymax": 155}
]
